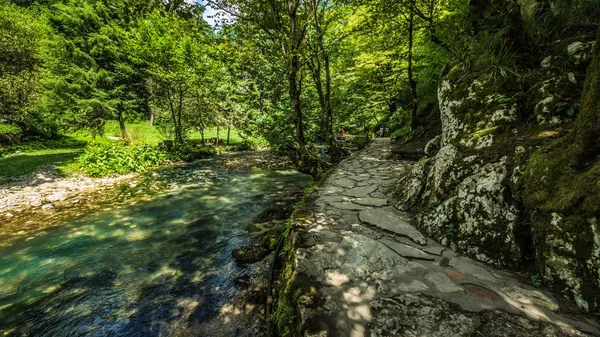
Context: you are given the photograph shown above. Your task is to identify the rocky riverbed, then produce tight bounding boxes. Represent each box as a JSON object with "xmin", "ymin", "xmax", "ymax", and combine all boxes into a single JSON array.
[{"xmin": 0, "ymin": 150, "xmax": 295, "ymax": 219}]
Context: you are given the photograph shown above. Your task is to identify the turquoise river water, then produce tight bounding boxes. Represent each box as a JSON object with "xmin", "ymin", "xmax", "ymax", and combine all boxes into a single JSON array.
[{"xmin": 0, "ymin": 161, "xmax": 312, "ymax": 336}]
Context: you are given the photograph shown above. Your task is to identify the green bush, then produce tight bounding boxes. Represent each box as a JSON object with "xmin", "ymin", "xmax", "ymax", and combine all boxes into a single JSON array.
[
  {"xmin": 390, "ymin": 124, "xmax": 411, "ymax": 139},
  {"xmin": 168, "ymin": 144, "xmax": 216, "ymax": 162},
  {"xmin": 77, "ymin": 142, "xmax": 170, "ymax": 177},
  {"xmin": 234, "ymin": 137, "xmax": 268, "ymax": 151},
  {"xmin": 237, "ymin": 138, "xmax": 258, "ymax": 151},
  {"xmin": 0, "ymin": 124, "xmax": 22, "ymax": 146}
]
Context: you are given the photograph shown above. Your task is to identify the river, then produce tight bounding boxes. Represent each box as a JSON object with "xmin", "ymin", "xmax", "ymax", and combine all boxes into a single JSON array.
[{"xmin": 0, "ymin": 160, "xmax": 312, "ymax": 336}]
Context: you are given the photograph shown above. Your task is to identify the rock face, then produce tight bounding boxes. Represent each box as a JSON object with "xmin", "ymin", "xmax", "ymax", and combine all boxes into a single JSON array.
[{"xmin": 390, "ymin": 36, "xmax": 600, "ymax": 313}]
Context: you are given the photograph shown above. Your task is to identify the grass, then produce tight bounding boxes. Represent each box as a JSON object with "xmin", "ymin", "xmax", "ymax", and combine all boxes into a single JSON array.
[
  {"xmin": 0, "ymin": 121, "xmax": 248, "ymax": 181},
  {"xmin": 72, "ymin": 121, "xmax": 245, "ymax": 146},
  {"xmin": 0, "ymin": 148, "xmax": 82, "ymax": 182}
]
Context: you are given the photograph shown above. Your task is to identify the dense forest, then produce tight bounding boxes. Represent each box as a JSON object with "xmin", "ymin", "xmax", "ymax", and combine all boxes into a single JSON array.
[
  {"xmin": 3, "ymin": 0, "xmax": 596, "ymax": 165},
  {"xmin": 2, "ymin": 0, "xmax": 467, "ymax": 169},
  {"xmin": 2, "ymin": 0, "xmax": 600, "ymax": 335}
]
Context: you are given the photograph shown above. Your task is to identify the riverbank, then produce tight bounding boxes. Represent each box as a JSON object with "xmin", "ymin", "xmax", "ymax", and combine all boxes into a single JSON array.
[
  {"xmin": 0, "ymin": 150, "xmax": 295, "ymax": 217},
  {"xmin": 0, "ymin": 165, "xmax": 135, "ymax": 216}
]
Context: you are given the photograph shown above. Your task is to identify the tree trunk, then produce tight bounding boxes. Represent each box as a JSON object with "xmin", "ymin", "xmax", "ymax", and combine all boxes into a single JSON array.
[
  {"xmin": 177, "ymin": 83, "xmax": 184, "ymax": 144},
  {"xmin": 227, "ymin": 124, "xmax": 231, "ymax": 145},
  {"xmin": 287, "ymin": 2, "xmax": 309, "ymax": 162},
  {"xmin": 289, "ymin": 54, "xmax": 308, "ymax": 159},
  {"xmin": 308, "ymin": 0, "xmax": 338, "ymax": 162},
  {"xmin": 408, "ymin": 10, "xmax": 419, "ymax": 131},
  {"xmin": 147, "ymin": 77, "xmax": 155, "ymax": 126},
  {"xmin": 200, "ymin": 127, "xmax": 205, "ymax": 145},
  {"xmin": 216, "ymin": 126, "xmax": 220, "ymax": 146},
  {"xmin": 118, "ymin": 108, "xmax": 128, "ymax": 140}
]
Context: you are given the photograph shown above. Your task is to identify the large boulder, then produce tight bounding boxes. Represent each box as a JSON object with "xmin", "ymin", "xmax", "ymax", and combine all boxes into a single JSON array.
[{"xmin": 391, "ymin": 36, "xmax": 599, "ymax": 312}]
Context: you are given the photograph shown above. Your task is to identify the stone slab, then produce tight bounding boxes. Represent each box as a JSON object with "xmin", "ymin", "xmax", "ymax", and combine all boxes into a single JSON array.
[
  {"xmin": 331, "ymin": 177, "xmax": 356, "ymax": 189},
  {"xmin": 359, "ymin": 208, "xmax": 426, "ymax": 245},
  {"xmin": 329, "ymin": 201, "xmax": 365, "ymax": 211},
  {"xmin": 422, "ymin": 246, "xmax": 445, "ymax": 256},
  {"xmin": 380, "ymin": 239, "xmax": 434, "ymax": 261},
  {"xmin": 352, "ymin": 197, "xmax": 389, "ymax": 207},
  {"xmin": 343, "ymin": 185, "xmax": 378, "ymax": 198}
]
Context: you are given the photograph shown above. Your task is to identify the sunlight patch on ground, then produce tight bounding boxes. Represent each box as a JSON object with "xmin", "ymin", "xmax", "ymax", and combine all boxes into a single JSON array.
[{"xmin": 325, "ymin": 269, "xmax": 349, "ymax": 287}]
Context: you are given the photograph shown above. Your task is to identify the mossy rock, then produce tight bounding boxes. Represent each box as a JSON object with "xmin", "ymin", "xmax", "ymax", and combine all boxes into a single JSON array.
[{"xmin": 232, "ymin": 244, "xmax": 270, "ymax": 264}]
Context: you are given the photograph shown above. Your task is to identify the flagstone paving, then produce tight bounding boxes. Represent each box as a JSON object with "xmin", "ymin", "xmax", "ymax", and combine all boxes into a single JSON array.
[{"xmin": 290, "ymin": 138, "xmax": 600, "ymax": 337}]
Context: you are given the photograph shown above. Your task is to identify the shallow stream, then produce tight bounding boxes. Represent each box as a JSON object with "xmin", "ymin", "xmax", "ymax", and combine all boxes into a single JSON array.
[{"xmin": 0, "ymin": 160, "xmax": 312, "ymax": 336}]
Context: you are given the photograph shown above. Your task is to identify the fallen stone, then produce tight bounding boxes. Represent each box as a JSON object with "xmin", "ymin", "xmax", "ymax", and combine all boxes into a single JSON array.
[
  {"xmin": 462, "ymin": 283, "xmax": 502, "ymax": 302},
  {"xmin": 347, "ymin": 174, "xmax": 371, "ymax": 182},
  {"xmin": 41, "ymin": 204, "xmax": 55, "ymax": 210},
  {"xmin": 316, "ymin": 195, "xmax": 344, "ymax": 206},
  {"xmin": 359, "ymin": 209, "xmax": 426, "ymax": 245},
  {"xmin": 446, "ymin": 268, "xmax": 466, "ymax": 281},
  {"xmin": 392, "ymin": 280, "xmax": 430, "ymax": 293},
  {"xmin": 46, "ymin": 191, "xmax": 69, "ymax": 202},
  {"xmin": 449, "ymin": 257, "xmax": 497, "ymax": 282}
]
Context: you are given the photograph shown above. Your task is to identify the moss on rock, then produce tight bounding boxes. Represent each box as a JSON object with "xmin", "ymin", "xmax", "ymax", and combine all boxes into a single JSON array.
[{"xmin": 522, "ymin": 28, "xmax": 600, "ymax": 313}]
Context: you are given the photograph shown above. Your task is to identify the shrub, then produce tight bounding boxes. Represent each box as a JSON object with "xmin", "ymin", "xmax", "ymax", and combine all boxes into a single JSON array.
[
  {"xmin": 77, "ymin": 142, "xmax": 170, "ymax": 177},
  {"xmin": 168, "ymin": 144, "xmax": 216, "ymax": 162},
  {"xmin": 237, "ymin": 138, "xmax": 259, "ymax": 151},
  {"xmin": 0, "ymin": 124, "xmax": 22, "ymax": 146}
]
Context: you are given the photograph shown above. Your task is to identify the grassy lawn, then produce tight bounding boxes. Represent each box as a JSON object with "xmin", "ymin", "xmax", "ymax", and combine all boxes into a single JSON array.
[
  {"xmin": 72, "ymin": 121, "xmax": 244, "ymax": 145},
  {"xmin": 0, "ymin": 148, "xmax": 82, "ymax": 182},
  {"xmin": 1, "ymin": 121, "xmax": 248, "ymax": 181}
]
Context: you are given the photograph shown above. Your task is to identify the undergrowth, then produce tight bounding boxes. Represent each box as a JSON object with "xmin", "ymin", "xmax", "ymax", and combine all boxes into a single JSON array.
[{"xmin": 77, "ymin": 142, "xmax": 170, "ymax": 177}]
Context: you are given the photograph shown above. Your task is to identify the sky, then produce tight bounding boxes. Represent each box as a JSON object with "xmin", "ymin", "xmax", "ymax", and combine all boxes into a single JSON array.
[{"xmin": 197, "ymin": 0, "xmax": 225, "ymax": 28}]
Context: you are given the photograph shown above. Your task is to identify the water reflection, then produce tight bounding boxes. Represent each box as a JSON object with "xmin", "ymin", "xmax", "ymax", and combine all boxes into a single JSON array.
[{"xmin": 0, "ymin": 162, "xmax": 312, "ymax": 336}]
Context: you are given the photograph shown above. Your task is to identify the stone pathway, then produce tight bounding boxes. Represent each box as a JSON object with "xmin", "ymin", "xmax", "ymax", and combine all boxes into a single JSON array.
[{"xmin": 290, "ymin": 139, "xmax": 600, "ymax": 337}]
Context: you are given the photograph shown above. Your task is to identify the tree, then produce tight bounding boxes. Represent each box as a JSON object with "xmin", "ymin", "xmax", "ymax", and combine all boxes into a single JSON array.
[
  {"xmin": 0, "ymin": 1, "xmax": 50, "ymax": 138},
  {"xmin": 40, "ymin": 0, "xmax": 146, "ymax": 138},
  {"xmin": 209, "ymin": 0, "xmax": 313, "ymax": 163},
  {"xmin": 306, "ymin": 0, "xmax": 339, "ymax": 162}
]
